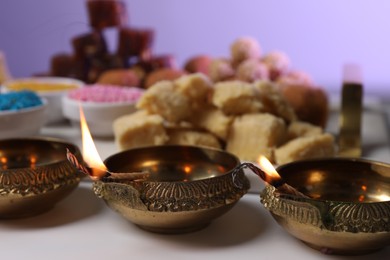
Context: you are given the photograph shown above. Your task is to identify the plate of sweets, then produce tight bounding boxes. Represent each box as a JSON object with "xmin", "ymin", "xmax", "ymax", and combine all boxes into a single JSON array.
[{"xmin": 62, "ymin": 84, "xmax": 144, "ymax": 137}]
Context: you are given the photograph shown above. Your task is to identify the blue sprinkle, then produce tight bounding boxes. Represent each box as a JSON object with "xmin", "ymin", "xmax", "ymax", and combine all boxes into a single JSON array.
[{"xmin": 0, "ymin": 91, "xmax": 43, "ymax": 111}]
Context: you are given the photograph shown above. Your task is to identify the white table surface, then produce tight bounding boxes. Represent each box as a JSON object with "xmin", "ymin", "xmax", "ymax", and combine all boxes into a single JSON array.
[{"xmin": 1, "ymin": 96, "xmax": 390, "ymax": 260}]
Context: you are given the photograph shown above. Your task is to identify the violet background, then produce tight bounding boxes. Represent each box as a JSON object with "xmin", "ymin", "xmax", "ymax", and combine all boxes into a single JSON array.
[{"xmin": 1, "ymin": 0, "xmax": 390, "ymax": 97}]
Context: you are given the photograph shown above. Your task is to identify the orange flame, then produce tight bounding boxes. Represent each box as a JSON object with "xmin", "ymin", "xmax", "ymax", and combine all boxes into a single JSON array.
[
  {"xmin": 183, "ymin": 165, "xmax": 192, "ymax": 174},
  {"xmin": 79, "ymin": 104, "xmax": 107, "ymax": 179},
  {"xmin": 30, "ymin": 155, "xmax": 37, "ymax": 169},
  {"xmin": 257, "ymin": 155, "xmax": 282, "ymax": 184},
  {"xmin": 0, "ymin": 156, "xmax": 7, "ymax": 170}
]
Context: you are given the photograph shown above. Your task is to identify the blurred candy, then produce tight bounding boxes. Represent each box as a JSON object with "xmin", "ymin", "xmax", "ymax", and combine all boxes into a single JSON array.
[
  {"xmin": 72, "ymin": 32, "xmax": 108, "ymax": 60},
  {"xmin": 117, "ymin": 27, "xmax": 154, "ymax": 60},
  {"xmin": 236, "ymin": 59, "xmax": 269, "ymax": 82},
  {"xmin": 144, "ymin": 68, "xmax": 187, "ymax": 89},
  {"xmin": 68, "ymin": 85, "xmax": 143, "ymax": 103},
  {"xmin": 97, "ymin": 69, "xmax": 141, "ymax": 87},
  {"xmin": 208, "ymin": 58, "xmax": 235, "ymax": 82},
  {"xmin": 277, "ymin": 70, "xmax": 314, "ymax": 86},
  {"xmin": 50, "ymin": 53, "xmax": 75, "ymax": 77},
  {"xmin": 230, "ymin": 37, "xmax": 261, "ymax": 67},
  {"xmin": 262, "ymin": 51, "xmax": 291, "ymax": 80},
  {"xmin": 184, "ymin": 55, "xmax": 212, "ymax": 75},
  {"xmin": 87, "ymin": 0, "xmax": 128, "ymax": 30}
]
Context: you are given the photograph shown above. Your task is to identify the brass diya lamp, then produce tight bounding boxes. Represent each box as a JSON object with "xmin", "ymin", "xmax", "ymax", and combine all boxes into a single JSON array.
[
  {"xmin": 0, "ymin": 137, "xmax": 83, "ymax": 218},
  {"xmin": 68, "ymin": 145, "xmax": 249, "ymax": 233},
  {"xmin": 251, "ymin": 157, "xmax": 390, "ymax": 255},
  {"xmin": 250, "ymin": 65, "xmax": 389, "ymax": 255},
  {"xmin": 68, "ymin": 109, "xmax": 249, "ymax": 234}
]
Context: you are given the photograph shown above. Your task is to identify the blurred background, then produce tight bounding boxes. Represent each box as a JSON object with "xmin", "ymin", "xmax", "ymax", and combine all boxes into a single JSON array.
[{"xmin": 1, "ymin": 0, "xmax": 390, "ymax": 97}]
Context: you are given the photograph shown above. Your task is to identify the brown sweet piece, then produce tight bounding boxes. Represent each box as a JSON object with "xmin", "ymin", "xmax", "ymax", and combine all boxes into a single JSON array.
[
  {"xmin": 150, "ymin": 55, "xmax": 177, "ymax": 69},
  {"xmin": 184, "ymin": 55, "xmax": 212, "ymax": 75},
  {"xmin": 86, "ymin": 65, "xmax": 103, "ymax": 83},
  {"xmin": 72, "ymin": 59, "xmax": 89, "ymax": 82},
  {"xmin": 79, "ymin": 54, "xmax": 125, "ymax": 83},
  {"xmin": 134, "ymin": 54, "xmax": 177, "ymax": 73},
  {"xmin": 117, "ymin": 27, "xmax": 154, "ymax": 59},
  {"xmin": 50, "ymin": 53, "xmax": 75, "ymax": 77},
  {"xmin": 144, "ymin": 68, "xmax": 186, "ymax": 89},
  {"xmin": 101, "ymin": 54, "xmax": 126, "ymax": 69},
  {"xmin": 87, "ymin": 0, "xmax": 128, "ymax": 30},
  {"xmin": 72, "ymin": 32, "xmax": 107, "ymax": 60},
  {"xmin": 278, "ymin": 83, "xmax": 329, "ymax": 128},
  {"xmin": 97, "ymin": 68, "xmax": 141, "ymax": 87}
]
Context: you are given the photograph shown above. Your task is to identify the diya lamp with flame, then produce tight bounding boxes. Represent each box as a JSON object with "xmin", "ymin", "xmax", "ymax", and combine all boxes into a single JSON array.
[
  {"xmin": 66, "ymin": 105, "xmax": 249, "ymax": 233},
  {"xmin": 238, "ymin": 156, "xmax": 390, "ymax": 255},
  {"xmin": 235, "ymin": 64, "xmax": 389, "ymax": 255}
]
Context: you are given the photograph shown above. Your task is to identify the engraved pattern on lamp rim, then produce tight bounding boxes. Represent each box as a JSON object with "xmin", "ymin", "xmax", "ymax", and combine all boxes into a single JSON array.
[{"xmin": 0, "ymin": 162, "xmax": 81, "ymax": 195}]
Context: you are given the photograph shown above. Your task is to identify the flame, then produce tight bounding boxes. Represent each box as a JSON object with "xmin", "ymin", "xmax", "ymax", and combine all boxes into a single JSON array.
[
  {"xmin": 0, "ymin": 156, "xmax": 7, "ymax": 165},
  {"xmin": 183, "ymin": 165, "xmax": 192, "ymax": 174},
  {"xmin": 0, "ymin": 156, "xmax": 7, "ymax": 170},
  {"xmin": 79, "ymin": 104, "xmax": 107, "ymax": 178},
  {"xmin": 30, "ymin": 155, "xmax": 37, "ymax": 169},
  {"xmin": 257, "ymin": 155, "xmax": 282, "ymax": 184},
  {"xmin": 361, "ymin": 185, "xmax": 367, "ymax": 192},
  {"xmin": 30, "ymin": 155, "xmax": 37, "ymax": 165}
]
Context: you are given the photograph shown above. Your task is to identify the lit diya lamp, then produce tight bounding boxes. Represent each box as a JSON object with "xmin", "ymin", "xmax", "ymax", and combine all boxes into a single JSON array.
[
  {"xmin": 66, "ymin": 105, "xmax": 249, "ymax": 233},
  {"xmin": 238, "ymin": 157, "xmax": 390, "ymax": 255}
]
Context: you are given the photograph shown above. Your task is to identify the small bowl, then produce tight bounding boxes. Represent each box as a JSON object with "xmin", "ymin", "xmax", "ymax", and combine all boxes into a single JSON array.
[
  {"xmin": 2, "ymin": 77, "xmax": 84, "ymax": 124},
  {"xmin": 0, "ymin": 100, "xmax": 47, "ymax": 139},
  {"xmin": 92, "ymin": 145, "xmax": 250, "ymax": 233},
  {"xmin": 62, "ymin": 88, "xmax": 143, "ymax": 137},
  {"xmin": 260, "ymin": 157, "xmax": 390, "ymax": 255},
  {"xmin": 0, "ymin": 138, "xmax": 83, "ymax": 218}
]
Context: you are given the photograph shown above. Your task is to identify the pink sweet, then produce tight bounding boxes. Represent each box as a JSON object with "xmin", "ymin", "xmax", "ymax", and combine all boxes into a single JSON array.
[{"xmin": 68, "ymin": 85, "xmax": 144, "ymax": 103}]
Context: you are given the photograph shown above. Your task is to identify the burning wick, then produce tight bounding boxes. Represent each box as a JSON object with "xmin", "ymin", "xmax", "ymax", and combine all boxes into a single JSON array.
[
  {"xmin": 66, "ymin": 148, "xmax": 149, "ymax": 182},
  {"xmin": 232, "ymin": 156, "xmax": 309, "ymax": 198},
  {"xmin": 65, "ymin": 104, "xmax": 149, "ymax": 182}
]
